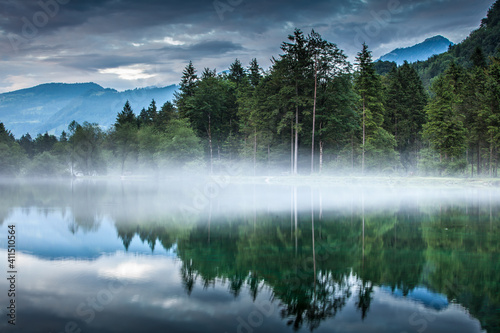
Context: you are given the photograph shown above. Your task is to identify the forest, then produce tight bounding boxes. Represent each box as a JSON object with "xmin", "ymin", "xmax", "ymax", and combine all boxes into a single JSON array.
[{"xmin": 1, "ymin": 2, "xmax": 500, "ymax": 177}]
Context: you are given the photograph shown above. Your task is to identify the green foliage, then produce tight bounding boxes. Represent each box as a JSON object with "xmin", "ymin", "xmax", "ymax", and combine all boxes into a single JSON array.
[
  {"xmin": 364, "ymin": 128, "xmax": 400, "ymax": 172},
  {"xmin": 137, "ymin": 125, "xmax": 162, "ymax": 169},
  {"xmin": 228, "ymin": 58, "xmax": 245, "ymax": 84},
  {"xmin": 0, "ymin": 123, "xmax": 15, "ymax": 143},
  {"xmin": 68, "ymin": 121, "xmax": 106, "ymax": 176},
  {"xmin": 0, "ymin": 122, "xmax": 26, "ymax": 176},
  {"xmin": 423, "ymin": 64, "xmax": 467, "ymax": 166},
  {"xmin": 414, "ymin": 0, "xmax": 500, "ymax": 89},
  {"xmin": 373, "ymin": 60, "xmax": 397, "ymax": 76},
  {"xmin": 0, "ymin": 142, "xmax": 26, "ymax": 176},
  {"xmin": 156, "ymin": 101, "xmax": 177, "ymax": 129},
  {"xmin": 383, "ymin": 61, "xmax": 427, "ymax": 171},
  {"xmin": 159, "ymin": 118, "xmax": 204, "ymax": 167},
  {"xmin": 115, "ymin": 100, "xmax": 136, "ymax": 127},
  {"xmin": 417, "ymin": 148, "xmax": 441, "ymax": 176},
  {"xmin": 24, "ymin": 151, "xmax": 66, "ymax": 177},
  {"xmin": 34, "ymin": 132, "xmax": 58, "ymax": 154},
  {"xmin": 354, "ymin": 43, "xmax": 385, "ymax": 135},
  {"xmin": 18, "ymin": 133, "xmax": 35, "ymax": 158}
]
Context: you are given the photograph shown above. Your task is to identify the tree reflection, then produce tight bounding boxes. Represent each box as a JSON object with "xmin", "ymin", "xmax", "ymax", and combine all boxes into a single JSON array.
[{"xmin": 2, "ymin": 180, "xmax": 499, "ymax": 331}]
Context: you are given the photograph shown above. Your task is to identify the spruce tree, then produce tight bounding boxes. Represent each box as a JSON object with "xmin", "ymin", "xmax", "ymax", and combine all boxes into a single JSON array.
[
  {"xmin": 115, "ymin": 101, "xmax": 136, "ymax": 128},
  {"xmin": 354, "ymin": 43, "xmax": 387, "ymax": 173},
  {"xmin": 384, "ymin": 62, "xmax": 427, "ymax": 171},
  {"xmin": 423, "ymin": 64, "xmax": 467, "ymax": 168},
  {"xmin": 174, "ymin": 61, "xmax": 198, "ymax": 118},
  {"xmin": 229, "ymin": 58, "xmax": 245, "ymax": 85}
]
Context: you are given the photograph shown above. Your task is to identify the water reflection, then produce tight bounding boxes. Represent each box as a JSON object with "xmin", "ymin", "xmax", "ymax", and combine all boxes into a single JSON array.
[{"xmin": 0, "ymin": 179, "xmax": 498, "ymax": 332}]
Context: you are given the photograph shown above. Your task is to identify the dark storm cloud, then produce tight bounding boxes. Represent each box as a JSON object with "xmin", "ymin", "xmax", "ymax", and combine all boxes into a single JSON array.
[
  {"xmin": 0, "ymin": 0, "xmax": 496, "ymax": 92},
  {"xmin": 47, "ymin": 53, "xmax": 158, "ymax": 71},
  {"xmin": 156, "ymin": 41, "xmax": 245, "ymax": 60},
  {"xmin": 44, "ymin": 40, "xmax": 244, "ymax": 71}
]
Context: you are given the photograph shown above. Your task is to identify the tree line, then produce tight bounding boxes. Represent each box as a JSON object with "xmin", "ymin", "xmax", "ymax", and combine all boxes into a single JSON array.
[{"xmin": 0, "ymin": 28, "xmax": 499, "ymax": 177}]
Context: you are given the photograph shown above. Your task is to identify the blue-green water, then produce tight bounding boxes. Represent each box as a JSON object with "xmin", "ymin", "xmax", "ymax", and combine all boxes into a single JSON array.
[{"xmin": 0, "ymin": 179, "xmax": 498, "ymax": 333}]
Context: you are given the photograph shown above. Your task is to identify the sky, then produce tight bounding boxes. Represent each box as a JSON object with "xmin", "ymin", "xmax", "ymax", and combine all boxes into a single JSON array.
[{"xmin": 0, "ymin": 0, "xmax": 495, "ymax": 93}]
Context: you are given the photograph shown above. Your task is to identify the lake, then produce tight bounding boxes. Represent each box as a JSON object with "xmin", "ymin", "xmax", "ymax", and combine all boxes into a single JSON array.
[{"xmin": 0, "ymin": 178, "xmax": 498, "ymax": 333}]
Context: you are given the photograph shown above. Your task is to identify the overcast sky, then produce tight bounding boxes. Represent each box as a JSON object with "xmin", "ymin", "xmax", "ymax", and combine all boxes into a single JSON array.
[{"xmin": 0, "ymin": 0, "xmax": 495, "ymax": 93}]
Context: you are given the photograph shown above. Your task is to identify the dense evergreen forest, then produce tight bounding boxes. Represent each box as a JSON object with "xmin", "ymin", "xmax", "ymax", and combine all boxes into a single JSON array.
[{"xmin": 1, "ymin": 2, "xmax": 500, "ymax": 177}]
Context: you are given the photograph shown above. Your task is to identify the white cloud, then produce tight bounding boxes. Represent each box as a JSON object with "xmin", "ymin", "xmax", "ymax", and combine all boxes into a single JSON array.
[{"xmin": 99, "ymin": 65, "xmax": 156, "ymax": 80}]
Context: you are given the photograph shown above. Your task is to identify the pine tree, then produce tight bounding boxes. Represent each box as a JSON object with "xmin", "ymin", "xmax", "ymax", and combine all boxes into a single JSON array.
[
  {"xmin": 115, "ymin": 101, "xmax": 136, "ymax": 128},
  {"xmin": 0, "ymin": 123, "xmax": 15, "ymax": 143},
  {"xmin": 278, "ymin": 28, "xmax": 313, "ymax": 174},
  {"xmin": 18, "ymin": 133, "xmax": 35, "ymax": 158},
  {"xmin": 174, "ymin": 61, "xmax": 198, "ymax": 118},
  {"xmin": 485, "ymin": 57, "xmax": 500, "ymax": 176},
  {"xmin": 423, "ymin": 64, "xmax": 467, "ymax": 169},
  {"xmin": 138, "ymin": 99, "xmax": 158, "ymax": 127},
  {"xmin": 111, "ymin": 102, "xmax": 139, "ymax": 175},
  {"xmin": 248, "ymin": 58, "xmax": 262, "ymax": 88},
  {"xmin": 354, "ymin": 43, "xmax": 386, "ymax": 173},
  {"xmin": 384, "ymin": 62, "xmax": 427, "ymax": 171},
  {"xmin": 229, "ymin": 58, "xmax": 246, "ymax": 85},
  {"xmin": 470, "ymin": 46, "xmax": 487, "ymax": 69},
  {"xmin": 306, "ymin": 29, "xmax": 351, "ymax": 173},
  {"xmin": 155, "ymin": 101, "xmax": 176, "ymax": 130}
]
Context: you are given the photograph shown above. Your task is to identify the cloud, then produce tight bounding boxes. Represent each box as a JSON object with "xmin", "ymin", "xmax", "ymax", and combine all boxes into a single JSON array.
[{"xmin": 0, "ymin": 0, "xmax": 496, "ymax": 93}]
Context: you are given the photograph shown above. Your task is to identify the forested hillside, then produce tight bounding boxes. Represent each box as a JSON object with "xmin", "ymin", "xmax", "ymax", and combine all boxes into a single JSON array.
[
  {"xmin": 0, "ymin": 83, "xmax": 177, "ymax": 137},
  {"xmin": 0, "ymin": 1, "xmax": 499, "ymax": 178},
  {"xmin": 413, "ymin": 0, "xmax": 500, "ymax": 89}
]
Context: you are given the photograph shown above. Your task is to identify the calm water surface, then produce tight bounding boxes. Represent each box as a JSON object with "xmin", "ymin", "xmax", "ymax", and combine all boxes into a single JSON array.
[{"xmin": 0, "ymin": 179, "xmax": 498, "ymax": 333}]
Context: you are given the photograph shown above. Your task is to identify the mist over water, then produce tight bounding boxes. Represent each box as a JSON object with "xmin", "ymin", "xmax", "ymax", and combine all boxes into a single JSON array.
[{"xmin": 0, "ymin": 178, "xmax": 498, "ymax": 332}]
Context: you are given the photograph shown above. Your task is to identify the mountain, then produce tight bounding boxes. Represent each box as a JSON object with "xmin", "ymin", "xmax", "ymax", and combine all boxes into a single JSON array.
[
  {"xmin": 377, "ymin": 35, "xmax": 454, "ymax": 65},
  {"xmin": 413, "ymin": 0, "xmax": 500, "ymax": 88},
  {"xmin": 0, "ymin": 83, "xmax": 178, "ymax": 138}
]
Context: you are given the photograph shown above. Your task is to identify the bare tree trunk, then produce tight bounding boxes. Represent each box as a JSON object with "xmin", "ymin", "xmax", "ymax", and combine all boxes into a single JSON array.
[
  {"xmin": 319, "ymin": 141, "xmax": 324, "ymax": 174},
  {"xmin": 208, "ymin": 114, "xmax": 213, "ymax": 175},
  {"xmin": 294, "ymin": 185, "xmax": 298, "ymax": 255},
  {"xmin": 208, "ymin": 199, "xmax": 212, "ymax": 244},
  {"xmin": 319, "ymin": 188, "xmax": 323, "ymax": 220},
  {"xmin": 291, "ymin": 120, "xmax": 294, "ymax": 174},
  {"xmin": 294, "ymin": 84, "xmax": 299, "ymax": 175},
  {"xmin": 362, "ymin": 96, "xmax": 366, "ymax": 175},
  {"xmin": 490, "ymin": 135, "xmax": 493, "ymax": 177},
  {"xmin": 470, "ymin": 146, "xmax": 474, "ymax": 178},
  {"xmin": 290, "ymin": 186, "xmax": 293, "ymax": 240},
  {"xmin": 351, "ymin": 132, "xmax": 354, "ymax": 170},
  {"xmin": 394, "ymin": 106, "xmax": 398, "ymax": 148},
  {"xmin": 267, "ymin": 144, "xmax": 270, "ymax": 173},
  {"xmin": 362, "ymin": 191, "xmax": 365, "ymax": 259},
  {"xmin": 121, "ymin": 157, "xmax": 125, "ymax": 176},
  {"xmin": 495, "ymin": 151, "xmax": 498, "ymax": 177},
  {"xmin": 311, "ymin": 187, "xmax": 316, "ymax": 287},
  {"xmin": 478, "ymin": 142, "xmax": 481, "ymax": 176},
  {"xmin": 311, "ymin": 55, "xmax": 318, "ymax": 174},
  {"xmin": 253, "ymin": 128, "xmax": 257, "ymax": 176}
]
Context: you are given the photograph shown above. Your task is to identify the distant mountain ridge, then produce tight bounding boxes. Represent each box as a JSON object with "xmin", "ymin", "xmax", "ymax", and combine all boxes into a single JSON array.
[
  {"xmin": 0, "ymin": 83, "xmax": 178, "ymax": 137},
  {"xmin": 377, "ymin": 35, "xmax": 454, "ymax": 65},
  {"xmin": 413, "ymin": 0, "xmax": 500, "ymax": 89}
]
